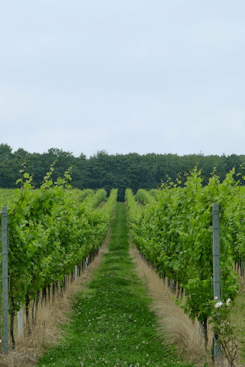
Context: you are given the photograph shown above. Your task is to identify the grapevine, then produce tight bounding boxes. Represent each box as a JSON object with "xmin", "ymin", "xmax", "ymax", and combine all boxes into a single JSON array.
[{"xmin": 126, "ymin": 167, "xmax": 244, "ymax": 348}]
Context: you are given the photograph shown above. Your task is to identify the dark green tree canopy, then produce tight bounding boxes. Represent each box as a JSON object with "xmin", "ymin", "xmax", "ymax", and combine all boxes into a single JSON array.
[{"xmin": 0, "ymin": 144, "xmax": 244, "ymax": 201}]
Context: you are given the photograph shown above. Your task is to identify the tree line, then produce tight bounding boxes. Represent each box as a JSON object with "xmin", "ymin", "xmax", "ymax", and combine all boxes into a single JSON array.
[{"xmin": 0, "ymin": 143, "xmax": 244, "ymax": 201}]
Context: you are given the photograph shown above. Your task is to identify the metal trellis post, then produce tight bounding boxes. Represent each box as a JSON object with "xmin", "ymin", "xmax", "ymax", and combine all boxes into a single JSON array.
[
  {"xmin": 2, "ymin": 206, "xmax": 8, "ymax": 354},
  {"xmin": 212, "ymin": 203, "xmax": 222, "ymax": 364}
]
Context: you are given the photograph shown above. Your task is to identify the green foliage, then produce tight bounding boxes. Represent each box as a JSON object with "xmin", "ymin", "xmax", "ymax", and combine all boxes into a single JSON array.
[
  {"xmin": 76, "ymin": 189, "xmax": 94, "ymax": 202},
  {"xmin": 0, "ymin": 166, "xmax": 117, "ymax": 315},
  {"xmin": 125, "ymin": 189, "xmax": 144, "ymax": 252},
  {"xmin": 125, "ymin": 189, "xmax": 143, "ymax": 224},
  {"xmin": 126, "ymin": 167, "xmax": 244, "ymax": 325},
  {"xmin": 148, "ymin": 188, "xmax": 161, "ymax": 200},
  {"xmin": 2, "ymin": 144, "xmax": 245, "ymax": 202},
  {"xmin": 135, "ymin": 189, "xmax": 157, "ymax": 206},
  {"xmin": 0, "ymin": 189, "xmax": 18, "ymax": 208},
  {"xmin": 85, "ymin": 188, "xmax": 107, "ymax": 208}
]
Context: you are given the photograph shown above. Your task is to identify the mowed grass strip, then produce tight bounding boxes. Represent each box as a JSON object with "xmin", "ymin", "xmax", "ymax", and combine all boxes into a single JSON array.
[{"xmin": 34, "ymin": 203, "xmax": 194, "ymax": 367}]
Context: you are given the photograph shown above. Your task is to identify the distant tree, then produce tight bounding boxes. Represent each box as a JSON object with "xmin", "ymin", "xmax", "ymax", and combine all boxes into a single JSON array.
[
  {"xmin": 0, "ymin": 143, "xmax": 13, "ymax": 160},
  {"xmin": 0, "ymin": 145, "xmax": 244, "ymax": 195},
  {"xmin": 13, "ymin": 148, "xmax": 29, "ymax": 159}
]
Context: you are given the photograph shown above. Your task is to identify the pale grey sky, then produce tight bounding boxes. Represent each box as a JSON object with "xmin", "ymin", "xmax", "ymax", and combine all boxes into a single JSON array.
[{"xmin": 1, "ymin": 0, "xmax": 245, "ymax": 158}]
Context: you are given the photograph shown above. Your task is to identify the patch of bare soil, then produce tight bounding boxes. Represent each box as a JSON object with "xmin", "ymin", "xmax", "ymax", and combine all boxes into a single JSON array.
[{"xmin": 0, "ymin": 228, "xmax": 111, "ymax": 367}]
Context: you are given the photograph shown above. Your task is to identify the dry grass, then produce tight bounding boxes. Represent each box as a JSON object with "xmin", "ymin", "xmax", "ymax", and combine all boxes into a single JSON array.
[
  {"xmin": 0, "ymin": 230, "xmax": 110, "ymax": 367},
  {"xmin": 129, "ymin": 243, "xmax": 215, "ymax": 367},
  {"xmin": 128, "ymin": 246, "xmax": 245, "ymax": 367}
]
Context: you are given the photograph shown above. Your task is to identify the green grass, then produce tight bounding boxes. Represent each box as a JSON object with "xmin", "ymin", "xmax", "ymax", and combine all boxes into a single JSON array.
[
  {"xmin": 34, "ymin": 203, "xmax": 194, "ymax": 367},
  {"xmin": 231, "ymin": 278, "xmax": 245, "ymax": 363}
]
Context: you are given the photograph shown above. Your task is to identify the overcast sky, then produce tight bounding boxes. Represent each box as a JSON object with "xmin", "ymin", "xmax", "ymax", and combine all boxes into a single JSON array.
[{"xmin": 1, "ymin": 0, "xmax": 245, "ymax": 158}]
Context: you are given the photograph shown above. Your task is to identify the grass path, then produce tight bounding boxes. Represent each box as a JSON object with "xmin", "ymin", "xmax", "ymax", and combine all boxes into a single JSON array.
[{"xmin": 34, "ymin": 203, "xmax": 193, "ymax": 367}]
